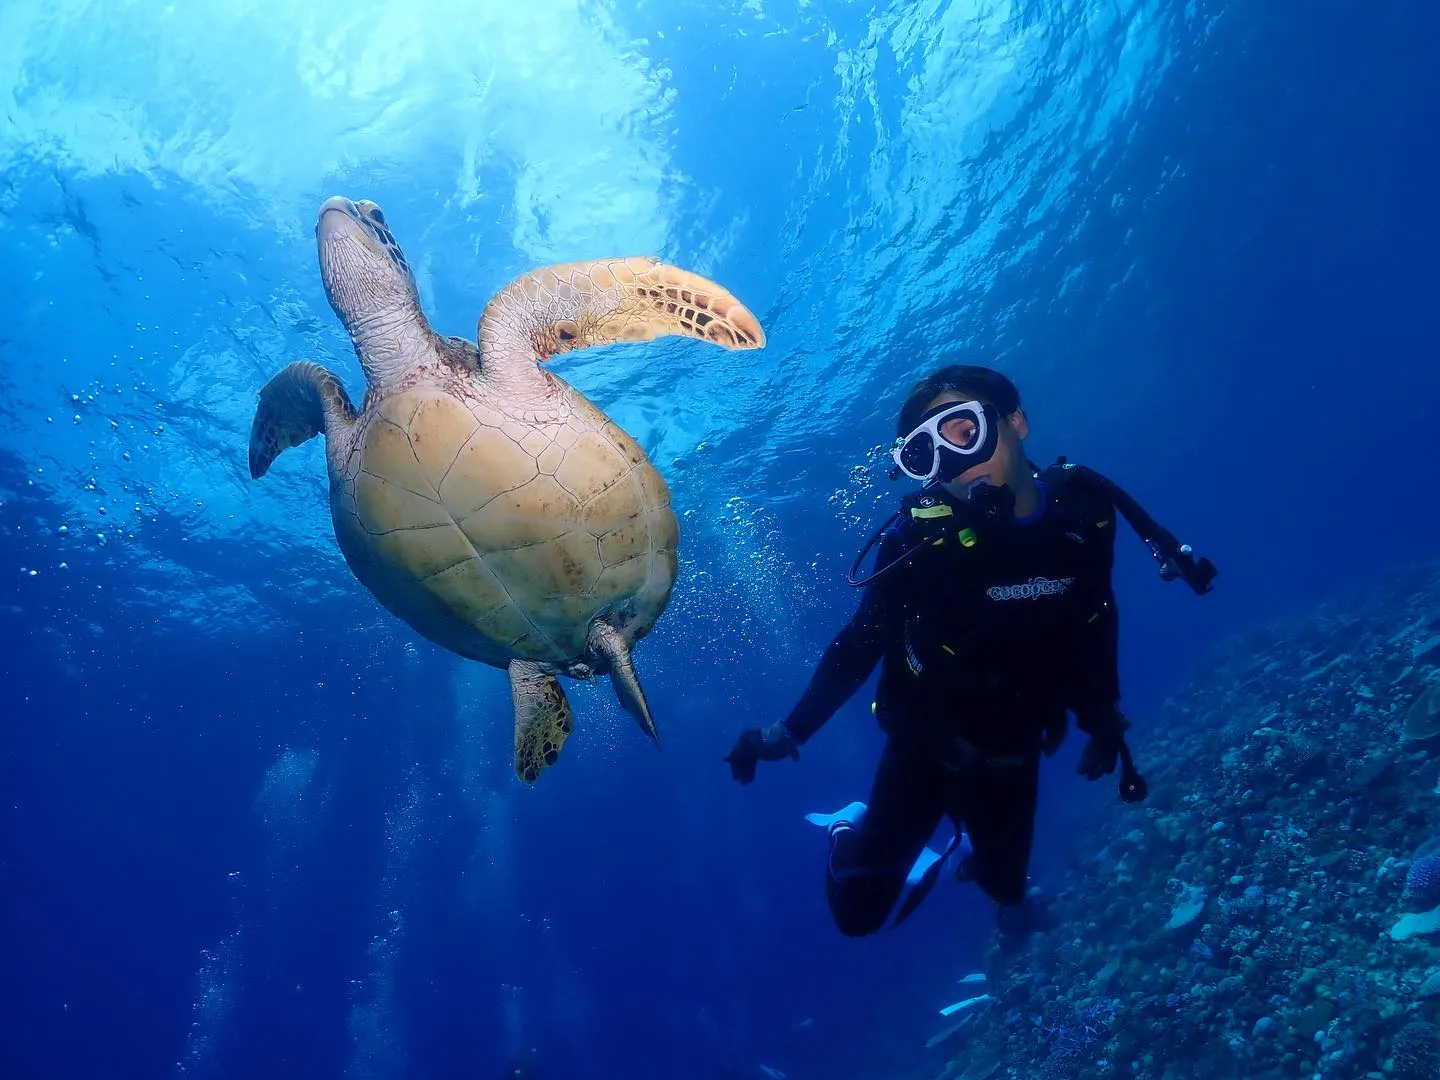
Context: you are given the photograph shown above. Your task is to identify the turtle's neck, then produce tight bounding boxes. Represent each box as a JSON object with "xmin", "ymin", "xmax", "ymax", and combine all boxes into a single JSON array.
[
  {"xmin": 483, "ymin": 361, "xmax": 571, "ymax": 418},
  {"xmin": 352, "ymin": 306, "xmax": 434, "ymax": 393}
]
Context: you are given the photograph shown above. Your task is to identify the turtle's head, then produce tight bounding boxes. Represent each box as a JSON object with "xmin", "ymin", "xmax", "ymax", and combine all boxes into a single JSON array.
[{"xmin": 316, "ymin": 196, "xmax": 430, "ymax": 387}]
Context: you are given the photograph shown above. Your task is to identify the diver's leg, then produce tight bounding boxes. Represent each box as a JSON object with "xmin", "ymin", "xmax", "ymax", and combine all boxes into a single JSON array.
[
  {"xmin": 957, "ymin": 750, "xmax": 1043, "ymax": 911},
  {"xmin": 824, "ymin": 739, "xmax": 946, "ymax": 936},
  {"xmin": 804, "ymin": 802, "xmax": 963, "ymax": 923}
]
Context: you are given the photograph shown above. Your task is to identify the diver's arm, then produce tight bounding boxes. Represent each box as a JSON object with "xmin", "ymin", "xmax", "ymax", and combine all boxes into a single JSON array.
[
  {"xmin": 1062, "ymin": 463, "xmax": 1216, "ymax": 594},
  {"xmin": 781, "ymin": 542, "xmax": 902, "ymax": 745},
  {"xmin": 1065, "ymin": 595, "xmax": 1123, "ymax": 731},
  {"xmin": 781, "ymin": 598, "xmax": 889, "ymax": 744},
  {"xmin": 1062, "ymin": 464, "xmax": 1178, "ymax": 552},
  {"xmin": 1065, "ymin": 591, "xmax": 1139, "ymax": 789}
]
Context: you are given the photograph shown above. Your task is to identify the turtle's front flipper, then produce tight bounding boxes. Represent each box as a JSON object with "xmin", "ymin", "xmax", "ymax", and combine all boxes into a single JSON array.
[
  {"xmin": 509, "ymin": 659, "xmax": 575, "ymax": 784},
  {"xmin": 248, "ymin": 361, "xmax": 356, "ymax": 479},
  {"xmin": 588, "ymin": 620, "xmax": 659, "ymax": 746},
  {"xmin": 477, "ymin": 258, "xmax": 765, "ymax": 380}
]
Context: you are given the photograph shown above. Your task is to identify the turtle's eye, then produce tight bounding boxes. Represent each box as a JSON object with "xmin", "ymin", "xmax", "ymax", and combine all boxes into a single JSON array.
[{"xmin": 369, "ymin": 208, "xmax": 386, "ymax": 226}]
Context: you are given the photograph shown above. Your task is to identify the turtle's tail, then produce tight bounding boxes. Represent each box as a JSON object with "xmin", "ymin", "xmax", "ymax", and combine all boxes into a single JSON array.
[{"xmin": 587, "ymin": 619, "xmax": 659, "ymax": 746}]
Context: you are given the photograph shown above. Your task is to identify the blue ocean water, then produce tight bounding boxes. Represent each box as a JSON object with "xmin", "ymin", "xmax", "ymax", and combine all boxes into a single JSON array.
[{"xmin": 1, "ymin": 1, "xmax": 1437, "ymax": 1078}]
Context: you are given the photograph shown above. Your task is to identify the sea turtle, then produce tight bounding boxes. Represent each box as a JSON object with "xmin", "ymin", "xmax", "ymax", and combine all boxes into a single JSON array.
[{"xmin": 248, "ymin": 196, "xmax": 764, "ymax": 783}]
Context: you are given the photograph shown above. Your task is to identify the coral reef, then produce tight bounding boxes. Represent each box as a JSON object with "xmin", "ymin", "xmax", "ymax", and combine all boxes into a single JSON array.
[{"xmin": 932, "ymin": 559, "xmax": 1440, "ymax": 1080}]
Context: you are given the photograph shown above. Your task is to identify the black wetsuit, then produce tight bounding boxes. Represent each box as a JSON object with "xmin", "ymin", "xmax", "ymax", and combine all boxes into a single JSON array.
[{"xmin": 783, "ymin": 464, "xmax": 1124, "ymax": 936}]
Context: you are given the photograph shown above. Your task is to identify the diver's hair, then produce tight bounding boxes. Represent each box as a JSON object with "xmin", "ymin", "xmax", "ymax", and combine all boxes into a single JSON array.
[{"xmin": 896, "ymin": 365, "xmax": 1022, "ymax": 437}]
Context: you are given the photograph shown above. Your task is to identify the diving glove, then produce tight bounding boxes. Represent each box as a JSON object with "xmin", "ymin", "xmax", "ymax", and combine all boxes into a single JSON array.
[
  {"xmin": 1040, "ymin": 713, "xmax": 1069, "ymax": 757},
  {"xmin": 1075, "ymin": 706, "xmax": 1130, "ymax": 782},
  {"xmin": 725, "ymin": 722, "xmax": 799, "ymax": 784}
]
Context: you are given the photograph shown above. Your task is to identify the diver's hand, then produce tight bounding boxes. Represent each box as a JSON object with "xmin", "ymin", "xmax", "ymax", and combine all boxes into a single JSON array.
[
  {"xmin": 1075, "ymin": 706, "xmax": 1130, "ymax": 782},
  {"xmin": 1040, "ymin": 713, "xmax": 1069, "ymax": 758},
  {"xmin": 1078, "ymin": 734, "xmax": 1124, "ymax": 780},
  {"xmin": 725, "ymin": 722, "xmax": 799, "ymax": 784}
]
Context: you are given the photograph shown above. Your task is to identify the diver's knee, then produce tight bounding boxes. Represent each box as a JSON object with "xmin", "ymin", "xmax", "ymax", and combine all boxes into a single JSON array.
[
  {"xmin": 830, "ymin": 900, "xmax": 889, "ymax": 937},
  {"xmin": 989, "ymin": 880, "xmax": 1028, "ymax": 907},
  {"xmin": 826, "ymin": 877, "xmax": 897, "ymax": 937},
  {"xmin": 973, "ymin": 858, "xmax": 1028, "ymax": 907}
]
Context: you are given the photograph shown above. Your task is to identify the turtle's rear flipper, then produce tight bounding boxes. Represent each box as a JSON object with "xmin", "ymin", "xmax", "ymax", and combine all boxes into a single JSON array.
[
  {"xmin": 248, "ymin": 361, "xmax": 356, "ymax": 479},
  {"xmin": 588, "ymin": 620, "xmax": 659, "ymax": 746},
  {"xmin": 509, "ymin": 659, "xmax": 575, "ymax": 784}
]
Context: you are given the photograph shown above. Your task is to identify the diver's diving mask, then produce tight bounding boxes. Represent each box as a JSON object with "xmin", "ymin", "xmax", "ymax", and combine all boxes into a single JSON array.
[{"xmin": 890, "ymin": 399, "xmax": 1000, "ymax": 484}]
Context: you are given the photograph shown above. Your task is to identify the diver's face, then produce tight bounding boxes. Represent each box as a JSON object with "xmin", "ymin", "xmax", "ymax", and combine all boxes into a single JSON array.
[{"xmin": 922, "ymin": 390, "xmax": 1029, "ymax": 491}]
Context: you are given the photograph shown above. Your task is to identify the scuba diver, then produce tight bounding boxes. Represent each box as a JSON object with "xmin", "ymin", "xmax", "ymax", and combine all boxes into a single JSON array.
[{"xmin": 724, "ymin": 365, "xmax": 1215, "ymax": 942}]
